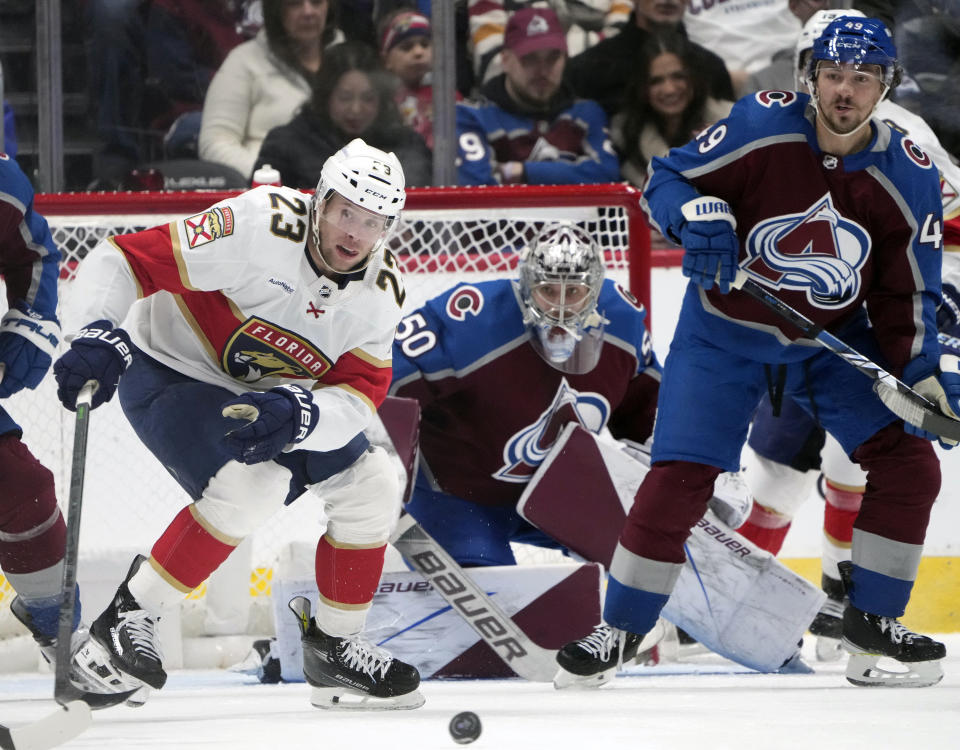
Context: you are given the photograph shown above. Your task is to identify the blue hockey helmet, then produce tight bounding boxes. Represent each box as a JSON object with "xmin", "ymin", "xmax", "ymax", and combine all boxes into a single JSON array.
[{"xmin": 808, "ymin": 16, "xmax": 902, "ymax": 89}]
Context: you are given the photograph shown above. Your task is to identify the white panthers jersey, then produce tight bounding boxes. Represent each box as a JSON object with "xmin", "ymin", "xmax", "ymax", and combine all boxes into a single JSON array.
[{"xmin": 65, "ymin": 185, "xmax": 406, "ymax": 452}]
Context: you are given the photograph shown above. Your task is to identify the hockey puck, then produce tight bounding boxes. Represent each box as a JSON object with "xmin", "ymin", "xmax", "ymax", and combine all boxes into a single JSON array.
[{"xmin": 449, "ymin": 711, "xmax": 481, "ymax": 744}]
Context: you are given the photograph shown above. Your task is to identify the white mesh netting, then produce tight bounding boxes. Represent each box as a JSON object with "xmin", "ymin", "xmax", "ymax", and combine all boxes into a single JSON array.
[{"xmin": 0, "ymin": 184, "xmax": 648, "ymax": 668}]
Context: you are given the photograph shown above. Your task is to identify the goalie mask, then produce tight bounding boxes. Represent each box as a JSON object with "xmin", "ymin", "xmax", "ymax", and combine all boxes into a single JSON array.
[
  {"xmin": 310, "ymin": 138, "xmax": 406, "ymax": 274},
  {"xmin": 518, "ymin": 223, "xmax": 606, "ymax": 374}
]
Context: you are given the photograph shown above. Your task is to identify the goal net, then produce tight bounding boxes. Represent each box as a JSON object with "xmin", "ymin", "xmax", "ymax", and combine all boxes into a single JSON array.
[{"xmin": 0, "ymin": 183, "xmax": 649, "ymax": 671}]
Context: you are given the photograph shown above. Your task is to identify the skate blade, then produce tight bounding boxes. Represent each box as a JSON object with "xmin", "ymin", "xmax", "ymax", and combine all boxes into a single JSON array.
[
  {"xmin": 845, "ymin": 651, "xmax": 944, "ymax": 688},
  {"xmin": 72, "ymin": 640, "xmax": 147, "ymax": 705},
  {"xmin": 814, "ymin": 635, "xmax": 844, "ymax": 663},
  {"xmin": 309, "ymin": 687, "xmax": 425, "ymax": 711},
  {"xmin": 552, "ymin": 665, "xmax": 616, "ymax": 690}
]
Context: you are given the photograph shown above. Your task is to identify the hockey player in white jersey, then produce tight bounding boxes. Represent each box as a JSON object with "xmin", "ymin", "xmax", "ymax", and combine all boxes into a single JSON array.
[
  {"xmin": 52, "ymin": 139, "xmax": 425, "ymax": 710},
  {"xmin": 739, "ymin": 7, "xmax": 960, "ymax": 661}
]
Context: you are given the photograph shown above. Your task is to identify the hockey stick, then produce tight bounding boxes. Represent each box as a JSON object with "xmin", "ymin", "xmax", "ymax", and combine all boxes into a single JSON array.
[
  {"xmin": 0, "ymin": 384, "xmax": 95, "ymax": 750},
  {"xmin": 733, "ymin": 270, "xmax": 960, "ymax": 441},
  {"xmin": 389, "ymin": 512, "xmax": 559, "ymax": 682}
]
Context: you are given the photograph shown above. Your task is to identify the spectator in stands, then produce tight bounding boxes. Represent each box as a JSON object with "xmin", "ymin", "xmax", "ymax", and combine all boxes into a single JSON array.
[
  {"xmin": 743, "ymin": 0, "xmax": 833, "ymax": 94},
  {"xmin": 254, "ymin": 41, "xmax": 432, "ymax": 188},
  {"xmin": 455, "ymin": 6, "xmax": 618, "ymax": 186},
  {"xmin": 378, "ymin": 8, "xmax": 461, "ymax": 151},
  {"xmin": 145, "ymin": 0, "xmax": 249, "ymax": 160},
  {"xmin": 893, "ymin": 1, "xmax": 960, "ymax": 159},
  {"xmin": 684, "ymin": 0, "xmax": 802, "ymax": 97},
  {"xmin": 612, "ymin": 30, "xmax": 733, "ymax": 187},
  {"xmin": 565, "ymin": 0, "xmax": 733, "ymax": 119},
  {"xmin": 468, "ymin": 0, "xmax": 633, "ymax": 86},
  {"xmin": 199, "ymin": 0, "xmax": 342, "ymax": 181},
  {"xmin": 84, "ymin": 0, "xmax": 249, "ymax": 188}
]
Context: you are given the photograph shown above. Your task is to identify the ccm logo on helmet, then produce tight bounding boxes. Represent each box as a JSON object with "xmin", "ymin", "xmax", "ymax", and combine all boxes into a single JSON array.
[{"xmin": 365, "ymin": 188, "xmax": 388, "ymax": 200}]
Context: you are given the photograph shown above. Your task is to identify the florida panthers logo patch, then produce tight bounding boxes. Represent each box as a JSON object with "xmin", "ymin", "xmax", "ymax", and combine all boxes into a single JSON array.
[
  {"xmin": 742, "ymin": 194, "xmax": 870, "ymax": 307},
  {"xmin": 494, "ymin": 379, "xmax": 610, "ymax": 482},
  {"xmin": 223, "ymin": 317, "xmax": 330, "ymax": 382},
  {"xmin": 184, "ymin": 207, "xmax": 234, "ymax": 248}
]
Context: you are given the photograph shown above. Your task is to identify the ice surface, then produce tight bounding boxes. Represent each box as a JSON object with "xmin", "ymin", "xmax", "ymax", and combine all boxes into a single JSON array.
[{"xmin": 2, "ymin": 635, "xmax": 958, "ymax": 749}]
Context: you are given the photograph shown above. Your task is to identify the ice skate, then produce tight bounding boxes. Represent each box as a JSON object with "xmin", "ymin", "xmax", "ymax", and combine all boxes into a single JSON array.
[
  {"xmin": 77, "ymin": 555, "xmax": 167, "ymax": 695},
  {"xmin": 808, "ymin": 574, "xmax": 845, "ymax": 662},
  {"xmin": 553, "ymin": 620, "xmax": 663, "ymax": 689},
  {"xmin": 842, "ymin": 606, "xmax": 945, "ymax": 687},
  {"xmin": 289, "ymin": 596, "xmax": 424, "ymax": 710},
  {"xmin": 10, "ymin": 595, "xmax": 138, "ymax": 708}
]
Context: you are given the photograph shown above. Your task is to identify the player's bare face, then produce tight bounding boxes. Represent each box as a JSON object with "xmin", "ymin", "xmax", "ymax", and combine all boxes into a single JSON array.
[
  {"xmin": 384, "ymin": 36, "xmax": 432, "ymax": 88},
  {"xmin": 504, "ymin": 49, "xmax": 565, "ymax": 108},
  {"xmin": 814, "ymin": 62, "xmax": 884, "ymax": 136},
  {"xmin": 328, "ymin": 71, "xmax": 380, "ymax": 136},
  {"xmin": 281, "ymin": 0, "xmax": 328, "ymax": 46},
  {"xmin": 648, "ymin": 53, "xmax": 692, "ymax": 120},
  {"xmin": 313, "ymin": 194, "xmax": 388, "ymax": 273},
  {"xmin": 531, "ymin": 281, "xmax": 592, "ymax": 325}
]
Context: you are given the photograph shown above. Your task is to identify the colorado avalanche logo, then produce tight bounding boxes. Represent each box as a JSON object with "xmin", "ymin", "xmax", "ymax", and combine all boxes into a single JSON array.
[
  {"xmin": 494, "ymin": 379, "xmax": 610, "ymax": 482},
  {"xmin": 742, "ymin": 194, "xmax": 870, "ymax": 307}
]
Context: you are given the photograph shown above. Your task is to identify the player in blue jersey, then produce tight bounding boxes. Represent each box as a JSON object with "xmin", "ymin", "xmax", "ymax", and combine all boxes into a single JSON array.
[
  {"xmin": 390, "ymin": 222, "xmax": 661, "ymax": 567},
  {"xmin": 556, "ymin": 17, "xmax": 956, "ymax": 688},
  {"xmin": 0, "ymin": 153, "xmax": 132, "ymax": 707}
]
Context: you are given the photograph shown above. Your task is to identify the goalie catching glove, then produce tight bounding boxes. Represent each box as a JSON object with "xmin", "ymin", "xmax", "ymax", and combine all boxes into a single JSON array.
[
  {"xmin": 902, "ymin": 350, "xmax": 960, "ymax": 449},
  {"xmin": 221, "ymin": 384, "xmax": 319, "ymax": 464},
  {"xmin": 678, "ymin": 197, "xmax": 740, "ymax": 294},
  {"xmin": 53, "ymin": 319, "xmax": 133, "ymax": 410},
  {"xmin": 0, "ymin": 300, "xmax": 61, "ymax": 398}
]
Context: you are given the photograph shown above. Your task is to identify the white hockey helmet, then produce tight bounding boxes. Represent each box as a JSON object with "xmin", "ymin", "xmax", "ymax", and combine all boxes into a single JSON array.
[
  {"xmin": 794, "ymin": 9, "xmax": 867, "ymax": 92},
  {"xmin": 518, "ymin": 222, "xmax": 607, "ymax": 373},
  {"xmin": 310, "ymin": 138, "xmax": 406, "ymax": 270}
]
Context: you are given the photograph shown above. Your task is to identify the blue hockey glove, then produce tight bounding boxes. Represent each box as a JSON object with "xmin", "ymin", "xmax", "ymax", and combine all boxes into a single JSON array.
[
  {"xmin": 937, "ymin": 282, "xmax": 960, "ymax": 336},
  {"xmin": 0, "ymin": 301, "xmax": 60, "ymax": 398},
  {"xmin": 53, "ymin": 320, "xmax": 133, "ymax": 411},
  {"xmin": 678, "ymin": 197, "xmax": 740, "ymax": 294},
  {"xmin": 902, "ymin": 353, "xmax": 960, "ymax": 449},
  {"xmin": 221, "ymin": 384, "xmax": 319, "ymax": 464}
]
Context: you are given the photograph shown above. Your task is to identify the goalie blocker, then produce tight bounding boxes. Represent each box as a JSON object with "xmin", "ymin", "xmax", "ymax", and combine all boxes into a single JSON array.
[{"xmin": 518, "ymin": 424, "xmax": 825, "ymax": 673}]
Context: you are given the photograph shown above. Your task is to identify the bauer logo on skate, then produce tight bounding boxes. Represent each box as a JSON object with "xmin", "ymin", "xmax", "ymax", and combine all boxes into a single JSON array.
[
  {"xmin": 223, "ymin": 318, "xmax": 330, "ymax": 382},
  {"xmin": 183, "ymin": 207, "xmax": 235, "ymax": 248},
  {"xmin": 743, "ymin": 193, "xmax": 870, "ymax": 307}
]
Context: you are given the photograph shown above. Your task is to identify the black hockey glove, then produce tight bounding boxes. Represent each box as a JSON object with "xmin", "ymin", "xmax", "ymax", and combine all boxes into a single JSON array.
[
  {"xmin": 221, "ymin": 384, "xmax": 319, "ymax": 464},
  {"xmin": 53, "ymin": 320, "xmax": 133, "ymax": 410}
]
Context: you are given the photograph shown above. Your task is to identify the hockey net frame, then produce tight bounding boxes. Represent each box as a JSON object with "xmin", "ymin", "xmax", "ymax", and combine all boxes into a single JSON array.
[{"xmin": 0, "ymin": 183, "xmax": 650, "ymax": 671}]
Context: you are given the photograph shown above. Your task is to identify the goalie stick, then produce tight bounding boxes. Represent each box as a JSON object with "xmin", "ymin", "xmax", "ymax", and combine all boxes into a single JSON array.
[
  {"xmin": 0, "ymin": 384, "xmax": 95, "ymax": 750},
  {"xmin": 389, "ymin": 512, "xmax": 559, "ymax": 682},
  {"xmin": 734, "ymin": 270, "xmax": 960, "ymax": 442}
]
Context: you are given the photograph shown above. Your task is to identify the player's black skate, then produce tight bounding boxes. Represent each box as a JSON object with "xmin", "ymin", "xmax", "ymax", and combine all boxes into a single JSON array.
[
  {"xmin": 808, "ymin": 573, "xmax": 845, "ymax": 662},
  {"xmin": 289, "ymin": 596, "xmax": 424, "ymax": 710},
  {"xmin": 77, "ymin": 555, "xmax": 167, "ymax": 695},
  {"xmin": 10, "ymin": 594, "xmax": 138, "ymax": 708},
  {"xmin": 838, "ymin": 562, "xmax": 945, "ymax": 687},
  {"xmin": 554, "ymin": 622, "xmax": 659, "ymax": 689}
]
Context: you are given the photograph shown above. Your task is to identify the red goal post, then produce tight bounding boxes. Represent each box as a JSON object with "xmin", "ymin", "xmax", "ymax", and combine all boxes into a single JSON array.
[{"xmin": 0, "ymin": 183, "xmax": 650, "ymax": 671}]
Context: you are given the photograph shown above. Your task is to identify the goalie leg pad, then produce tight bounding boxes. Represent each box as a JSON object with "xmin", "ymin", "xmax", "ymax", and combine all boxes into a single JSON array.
[
  {"xmin": 0, "ymin": 434, "xmax": 66, "ymax": 575},
  {"xmin": 519, "ymin": 425, "xmax": 824, "ymax": 672}
]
